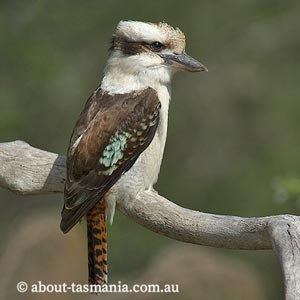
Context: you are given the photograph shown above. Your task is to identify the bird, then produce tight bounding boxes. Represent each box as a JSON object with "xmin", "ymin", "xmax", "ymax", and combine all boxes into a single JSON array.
[{"xmin": 60, "ymin": 20, "xmax": 207, "ymax": 285}]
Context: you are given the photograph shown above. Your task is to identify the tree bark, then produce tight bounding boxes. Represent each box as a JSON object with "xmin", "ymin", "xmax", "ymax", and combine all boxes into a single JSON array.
[{"xmin": 0, "ymin": 140, "xmax": 299, "ymax": 299}]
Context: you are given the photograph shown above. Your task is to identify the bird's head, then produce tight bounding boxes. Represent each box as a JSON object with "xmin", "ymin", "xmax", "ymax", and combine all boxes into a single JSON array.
[{"xmin": 103, "ymin": 21, "xmax": 207, "ymax": 91}]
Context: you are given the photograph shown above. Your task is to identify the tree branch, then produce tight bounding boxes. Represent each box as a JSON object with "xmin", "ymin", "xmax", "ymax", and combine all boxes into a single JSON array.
[{"xmin": 1, "ymin": 140, "xmax": 299, "ymax": 299}]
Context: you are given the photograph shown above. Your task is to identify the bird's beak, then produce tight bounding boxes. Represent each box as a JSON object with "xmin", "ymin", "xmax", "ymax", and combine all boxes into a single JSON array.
[{"xmin": 160, "ymin": 52, "xmax": 208, "ymax": 72}]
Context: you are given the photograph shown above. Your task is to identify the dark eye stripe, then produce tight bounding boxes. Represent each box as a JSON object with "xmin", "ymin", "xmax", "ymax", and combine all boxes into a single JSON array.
[
  {"xmin": 110, "ymin": 35, "xmax": 167, "ymax": 56},
  {"xmin": 143, "ymin": 41, "xmax": 166, "ymax": 52}
]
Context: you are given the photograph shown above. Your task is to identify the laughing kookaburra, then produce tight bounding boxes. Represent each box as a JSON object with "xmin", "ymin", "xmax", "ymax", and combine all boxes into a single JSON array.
[{"xmin": 60, "ymin": 20, "xmax": 207, "ymax": 285}]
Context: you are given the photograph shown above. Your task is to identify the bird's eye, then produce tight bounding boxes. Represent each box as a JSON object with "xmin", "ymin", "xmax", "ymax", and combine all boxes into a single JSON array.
[{"xmin": 149, "ymin": 41, "xmax": 164, "ymax": 52}]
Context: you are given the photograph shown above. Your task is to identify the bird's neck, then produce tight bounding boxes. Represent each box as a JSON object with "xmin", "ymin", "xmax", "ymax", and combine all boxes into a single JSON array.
[{"xmin": 100, "ymin": 56, "xmax": 172, "ymax": 96}]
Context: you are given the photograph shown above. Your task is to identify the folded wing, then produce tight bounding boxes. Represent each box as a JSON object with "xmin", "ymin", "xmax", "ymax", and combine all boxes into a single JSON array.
[{"xmin": 61, "ymin": 87, "xmax": 161, "ymax": 233}]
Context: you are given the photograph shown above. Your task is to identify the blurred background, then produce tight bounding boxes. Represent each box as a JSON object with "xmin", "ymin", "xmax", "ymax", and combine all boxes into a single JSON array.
[{"xmin": 1, "ymin": 0, "xmax": 300, "ymax": 299}]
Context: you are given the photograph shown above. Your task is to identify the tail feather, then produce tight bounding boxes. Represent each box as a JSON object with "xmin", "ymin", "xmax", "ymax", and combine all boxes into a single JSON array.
[{"xmin": 86, "ymin": 201, "xmax": 108, "ymax": 285}]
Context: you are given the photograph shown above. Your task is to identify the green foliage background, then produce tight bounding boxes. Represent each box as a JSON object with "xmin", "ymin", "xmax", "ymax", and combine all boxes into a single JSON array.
[{"xmin": 1, "ymin": 1, "xmax": 300, "ymax": 299}]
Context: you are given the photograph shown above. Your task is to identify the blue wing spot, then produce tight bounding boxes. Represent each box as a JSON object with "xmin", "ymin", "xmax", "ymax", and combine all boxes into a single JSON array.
[
  {"xmin": 149, "ymin": 120, "xmax": 157, "ymax": 126},
  {"xmin": 99, "ymin": 130, "xmax": 132, "ymax": 174}
]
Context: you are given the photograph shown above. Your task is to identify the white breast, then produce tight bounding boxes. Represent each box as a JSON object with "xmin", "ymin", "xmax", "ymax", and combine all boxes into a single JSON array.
[{"xmin": 130, "ymin": 84, "xmax": 170, "ymax": 188}]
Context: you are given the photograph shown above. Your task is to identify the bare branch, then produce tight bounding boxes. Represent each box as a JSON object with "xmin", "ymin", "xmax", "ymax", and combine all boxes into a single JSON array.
[
  {"xmin": 268, "ymin": 217, "xmax": 300, "ymax": 298},
  {"xmin": 0, "ymin": 140, "xmax": 299, "ymax": 299},
  {"xmin": 0, "ymin": 140, "xmax": 65, "ymax": 194}
]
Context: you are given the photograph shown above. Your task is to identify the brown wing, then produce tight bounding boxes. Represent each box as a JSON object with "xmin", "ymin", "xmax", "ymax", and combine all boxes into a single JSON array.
[{"xmin": 60, "ymin": 87, "xmax": 161, "ymax": 233}]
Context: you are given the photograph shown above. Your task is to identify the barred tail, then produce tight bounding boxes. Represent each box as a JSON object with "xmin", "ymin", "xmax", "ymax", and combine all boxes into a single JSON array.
[{"xmin": 86, "ymin": 201, "xmax": 108, "ymax": 285}]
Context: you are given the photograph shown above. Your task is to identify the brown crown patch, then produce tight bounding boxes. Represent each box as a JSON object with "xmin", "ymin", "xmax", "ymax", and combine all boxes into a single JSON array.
[{"xmin": 156, "ymin": 22, "xmax": 186, "ymax": 53}]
